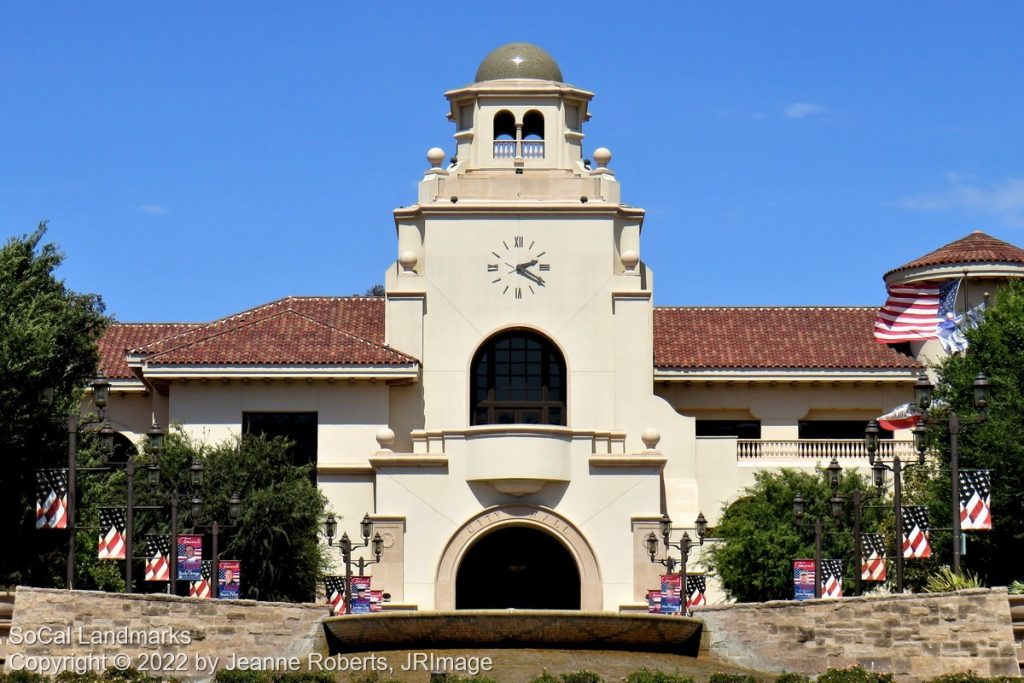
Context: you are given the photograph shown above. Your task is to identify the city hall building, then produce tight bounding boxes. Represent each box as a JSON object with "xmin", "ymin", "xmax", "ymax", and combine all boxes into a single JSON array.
[{"xmin": 97, "ymin": 44, "xmax": 1024, "ymax": 610}]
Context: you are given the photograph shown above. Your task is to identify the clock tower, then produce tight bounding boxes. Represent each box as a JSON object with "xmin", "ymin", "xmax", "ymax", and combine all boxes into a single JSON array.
[{"xmin": 377, "ymin": 43, "xmax": 697, "ymax": 610}]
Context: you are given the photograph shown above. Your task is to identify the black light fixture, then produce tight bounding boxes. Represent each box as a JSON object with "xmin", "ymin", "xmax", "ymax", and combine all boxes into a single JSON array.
[
  {"xmin": 793, "ymin": 493, "xmax": 807, "ymax": 519},
  {"xmin": 679, "ymin": 531, "xmax": 692, "ymax": 562},
  {"xmin": 190, "ymin": 458, "xmax": 204, "ymax": 487},
  {"xmin": 912, "ymin": 422, "xmax": 928, "ymax": 461},
  {"xmin": 92, "ymin": 372, "xmax": 110, "ymax": 409},
  {"xmin": 645, "ymin": 531, "xmax": 659, "ymax": 559},
  {"xmin": 372, "ymin": 532, "xmax": 384, "ymax": 561},
  {"xmin": 340, "ymin": 531, "xmax": 352, "ymax": 556},
  {"xmin": 325, "ymin": 513, "xmax": 338, "ymax": 542},
  {"xmin": 228, "ymin": 492, "xmax": 242, "ymax": 522},
  {"xmin": 830, "ymin": 496, "xmax": 845, "ymax": 519},
  {"xmin": 147, "ymin": 422, "xmax": 165, "ymax": 454},
  {"xmin": 695, "ymin": 512, "xmax": 708, "ymax": 541},
  {"xmin": 191, "ymin": 496, "xmax": 203, "ymax": 518},
  {"xmin": 872, "ymin": 462, "xmax": 886, "ymax": 489},
  {"xmin": 972, "ymin": 373, "xmax": 991, "ymax": 411},
  {"xmin": 826, "ymin": 457, "xmax": 843, "ymax": 492},
  {"xmin": 360, "ymin": 513, "xmax": 373, "ymax": 541},
  {"xmin": 659, "ymin": 513, "xmax": 672, "ymax": 543},
  {"xmin": 98, "ymin": 421, "xmax": 115, "ymax": 461},
  {"xmin": 864, "ymin": 420, "xmax": 880, "ymax": 464},
  {"xmin": 914, "ymin": 372, "xmax": 933, "ymax": 411}
]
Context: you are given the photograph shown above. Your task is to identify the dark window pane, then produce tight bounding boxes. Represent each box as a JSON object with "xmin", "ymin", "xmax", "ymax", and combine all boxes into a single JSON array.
[{"xmin": 470, "ymin": 330, "xmax": 567, "ymax": 426}]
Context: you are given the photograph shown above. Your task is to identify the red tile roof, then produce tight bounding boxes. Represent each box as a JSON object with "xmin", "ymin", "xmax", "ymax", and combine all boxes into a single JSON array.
[
  {"xmin": 653, "ymin": 307, "xmax": 922, "ymax": 370},
  {"xmin": 886, "ymin": 231, "xmax": 1024, "ymax": 277},
  {"xmin": 99, "ymin": 323, "xmax": 199, "ymax": 378},
  {"xmin": 123, "ymin": 297, "xmax": 416, "ymax": 368}
]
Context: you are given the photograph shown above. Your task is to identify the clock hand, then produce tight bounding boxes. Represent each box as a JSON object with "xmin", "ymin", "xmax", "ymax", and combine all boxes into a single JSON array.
[
  {"xmin": 515, "ymin": 259, "xmax": 538, "ymax": 270},
  {"xmin": 520, "ymin": 269, "xmax": 546, "ymax": 287}
]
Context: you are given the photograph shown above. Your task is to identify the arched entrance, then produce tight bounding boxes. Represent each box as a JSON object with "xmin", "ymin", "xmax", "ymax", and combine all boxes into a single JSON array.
[
  {"xmin": 435, "ymin": 505, "xmax": 603, "ymax": 611},
  {"xmin": 456, "ymin": 526, "xmax": 581, "ymax": 609}
]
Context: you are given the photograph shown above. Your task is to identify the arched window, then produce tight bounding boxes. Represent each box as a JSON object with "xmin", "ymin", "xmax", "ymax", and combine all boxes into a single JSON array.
[
  {"xmin": 471, "ymin": 329, "xmax": 566, "ymax": 426},
  {"xmin": 493, "ymin": 110, "xmax": 516, "ymax": 140},
  {"xmin": 493, "ymin": 110, "xmax": 517, "ymax": 160},
  {"xmin": 523, "ymin": 110, "xmax": 544, "ymax": 140}
]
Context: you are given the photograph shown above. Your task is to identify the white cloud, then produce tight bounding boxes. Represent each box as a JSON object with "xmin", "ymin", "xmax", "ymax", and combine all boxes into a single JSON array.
[
  {"xmin": 899, "ymin": 174, "xmax": 1024, "ymax": 227},
  {"xmin": 782, "ymin": 102, "xmax": 827, "ymax": 119},
  {"xmin": 138, "ymin": 205, "xmax": 168, "ymax": 214}
]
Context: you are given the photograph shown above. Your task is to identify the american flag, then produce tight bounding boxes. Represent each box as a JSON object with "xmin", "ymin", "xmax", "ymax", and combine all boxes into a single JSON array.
[
  {"xmin": 902, "ymin": 506, "xmax": 932, "ymax": 559},
  {"xmin": 144, "ymin": 536, "xmax": 171, "ymax": 581},
  {"xmin": 874, "ymin": 280, "xmax": 959, "ymax": 343},
  {"xmin": 861, "ymin": 533, "xmax": 887, "ymax": 582},
  {"xmin": 97, "ymin": 508, "xmax": 126, "ymax": 560},
  {"xmin": 325, "ymin": 576, "xmax": 346, "ymax": 615},
  {"xmin": 35, "ymin": 469, "xmax": 68, "ymax": 530},
  {"xmin": 190, "ymin": 561, "xmax": 213, "ymax": 599},
  {"xmin": 686, "ymin": 574, "xmax": 707, "ymax": 608},
  {"xmin": 960, "ymin": 470, "xmax": 992, "ymax": 531},
  {"xmin": 821, "ymin": 559, "xmax": 843, "ymax": 599}
]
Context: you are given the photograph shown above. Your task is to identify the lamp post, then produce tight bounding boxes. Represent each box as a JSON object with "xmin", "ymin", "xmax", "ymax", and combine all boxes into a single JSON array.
[
  {"xmin": 864, "ymin": 414, "xmax": 932, "ymax": 593},
  {"xmin": 324, "ymin": 513, "xmax": 385, "ymax": 614},
  {"xmin": 792, "ymin": 458, "xmax": 845, "ymax": 599},
  {"xmin": 645, "ymin": 512, "xmax": 708, "ymax": 606},
  {"xmin": 189, "ymin": 465, "xmax": 243, "ymax": 599},
  {"xmin": 912, "ymin": 371, "xmax": 990, "ymax": 573}
]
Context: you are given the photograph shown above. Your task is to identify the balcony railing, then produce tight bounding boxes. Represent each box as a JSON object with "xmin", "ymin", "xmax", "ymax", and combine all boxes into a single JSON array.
[
  {"xmin": 492, "ymin": 140, "xmax": 545, "ymax": 160},
  {"xmin": 522, "ymin": 140, "xmax": 544, "ymax": 159},
  {"xmin": 493, "ymin": 140, "xmax": 516, "ymax": 159},
  {"xmin": 736, "ymin": 439, "xmax": 915, "ymax": 460}
]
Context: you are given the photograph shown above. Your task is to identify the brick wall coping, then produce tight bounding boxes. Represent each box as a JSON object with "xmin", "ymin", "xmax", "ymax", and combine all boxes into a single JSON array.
[
  {"xmin": 14, "ymin": 585, "xmax": 330, "ymax": 614},
  {"xmin": 691, "ymin": 586, "xmax": 1008, "ymax": 613},
  {"xmin": 323, "ymin": 610, "xmax": 703, "ymax": 656}
]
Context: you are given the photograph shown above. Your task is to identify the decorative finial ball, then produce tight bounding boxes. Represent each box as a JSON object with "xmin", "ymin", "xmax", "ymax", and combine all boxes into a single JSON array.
[
  {"xmin": 621, "ymin": 250, "xmax": 639, "ymax": 270},
  {"xmin": 641, "ymin": 428, "xmax": 661, "ymax": 450},
  {"xmin": 593, "ymin": 147, "xmax": 612, "ymax": 167},
  {"xmin": 376, "ymin": 427, "xmax": 396, "ymax": 450},
  {"xmin": 398, "ymin": 251, "xmax": 418, "ymax": 272},
  {"xmin": 427, "ymin": 147, "xmax": 446, "ymax": 168}
]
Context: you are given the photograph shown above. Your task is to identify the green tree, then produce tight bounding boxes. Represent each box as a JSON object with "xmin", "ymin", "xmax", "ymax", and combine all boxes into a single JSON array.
[
  {"xmin": 0, "ymin": 224, "xmax": 108, "ymax": 586},
  {"xmin": 705, "ymin": 468, "xmax": 878, "ymax": 602},
  {"xmin": 917, "ymin": 280, "xmax": 1024, "ymax": 586}
]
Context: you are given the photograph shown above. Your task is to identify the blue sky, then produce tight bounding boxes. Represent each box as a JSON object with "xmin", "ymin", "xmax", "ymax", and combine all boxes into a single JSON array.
[{"xmin": 3, "ymin": 3, "xmax": 1022, "ymax": 322}]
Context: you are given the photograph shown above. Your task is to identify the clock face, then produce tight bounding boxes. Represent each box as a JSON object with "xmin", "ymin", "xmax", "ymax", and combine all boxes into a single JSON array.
[{"xmin": 486, "ymin": 234, "xmax": 551, "ymax": 299}]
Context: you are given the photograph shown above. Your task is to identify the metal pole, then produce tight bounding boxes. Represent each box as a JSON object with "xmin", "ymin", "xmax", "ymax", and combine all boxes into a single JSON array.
[
  {"xmin": 66, "ymin": 414, "xmax": 78, "ymax": 590},
  {"xmin": 814, "ymin": 518, "xmax": 823, "ymax": 599},
  {"xmin": 681, "ymin": 553, "xmax": 688, "ymax": 612},
  {"xmin": 343, "ymin": 544, "xmax": 353, "ymax": 615},
  {"xmin": 125, "ymin": 459, "xmax": 134, "ymax": 593},
  {"xmin": 853, "ymin": 490, "xmax": 862, "ymax": 596},
  {"xmin": 169, "ymin": 493, "xmax": 178, "ymax": 589},
  {"xmin": 894, "ymin": 457, "xmax": 904, "ymax": 593},
  {"xmin": 950, "ymin": 412, "xmax": 962, "ymax": 573},
  {"xmin": 211, "ymin": 520, "xmax": 219, "ymax": 599}
]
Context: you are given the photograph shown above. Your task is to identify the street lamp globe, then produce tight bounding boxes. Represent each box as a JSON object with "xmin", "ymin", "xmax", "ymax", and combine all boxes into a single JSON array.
[
  {"xmin": 92, "ymin": 373, "xmax": 110, "ymax": 409},
  {"xmin": 228, "ymin": 492, "xmax": 242, "ymax": 522},
  {"xmin": 694, "ymin": 512, "xmax": 708, "ymax": 540},
  {"xmin": 360, "ymin": 513, "xmax": 373, "ymax": 541},
  {"xmin": 325, "ymin": 513, "xmax": 338, "ymax": 542},
  {"xmin": 864, "ymin": 420, "xmax": 880, "ymax": 464},
  {"xmin": 914, "ymin": 372, "xmax": 933, "ymax": 411},
  {"xmin": 972, "ymin": 373, "xmax": 991, "ymax": 411}
]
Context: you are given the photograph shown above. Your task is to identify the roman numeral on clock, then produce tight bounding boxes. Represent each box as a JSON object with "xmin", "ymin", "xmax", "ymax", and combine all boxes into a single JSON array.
[
  {"xmin": 514, "ymin": 287, "xmax": 523, "ymax": 299},
  {"xmin": 487, "ymin": 264, "xmax": 498, "ymax": 272},
  {"xmin": 539, "ymin": 264, "xmax": 550, "ymax": 272},
  {"xmin": 513, "ymin": 236, "xmax": 524, "ymax": 248}
]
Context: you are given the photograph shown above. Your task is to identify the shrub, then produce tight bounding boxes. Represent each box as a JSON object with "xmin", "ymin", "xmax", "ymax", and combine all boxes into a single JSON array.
[
  {"xmin": 560, "ymin": 673, "xmax": 601, "ymax": 683},
  {"xmin": 1007, "ymin": 580, "xmax": 1024, "ymax": 595},
  {"xmin": 816, "ymin": 666, "xmax": 894, "ymax": 683},
  {"xmin": 624, "ymin": 670, "xmax": 695, "ymax": 683},
  {"xmin": 4, "ymin": 672, "xmax": 49, "ymax": 683},
  {"xmin": 924, "ymin": 566, "xmax": 983, "ymax": 593},
  {"xmin": 529, "ymin": 674, "xmax": 561, "ymax": 683},
  {"xmin": 774, "ymin": 675, "xmax": 810, "ymax": 683},
  {"xmin": 709, "ymin": 675, "xmax": 757, "ymax": 683}
]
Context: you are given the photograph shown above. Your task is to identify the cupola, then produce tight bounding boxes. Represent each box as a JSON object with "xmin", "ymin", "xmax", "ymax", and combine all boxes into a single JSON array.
[{"xmin": 443, "ymin": 43, "xmax": 593, "ymax": 173}]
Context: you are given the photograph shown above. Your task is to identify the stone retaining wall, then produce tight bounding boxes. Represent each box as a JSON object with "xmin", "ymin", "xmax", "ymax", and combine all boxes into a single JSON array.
[
  {"xmin": 4, "ymin": 586, "xmax": 330, "ymax": 680},
  {"xmin": 695, "ymin": 587, "xmax": 1020, "ymax": 681}
]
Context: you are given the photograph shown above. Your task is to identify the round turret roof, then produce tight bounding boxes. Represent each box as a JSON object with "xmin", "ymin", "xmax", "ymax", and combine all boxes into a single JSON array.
[{"xmin": 475, "ymin": 43, "xmax": 563, "ymax": 82}]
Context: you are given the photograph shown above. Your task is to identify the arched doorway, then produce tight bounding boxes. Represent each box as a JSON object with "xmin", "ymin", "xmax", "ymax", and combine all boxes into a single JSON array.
[{"xmin": 456, "ymin": 526, "xmax": 581, "ymax": 609}]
